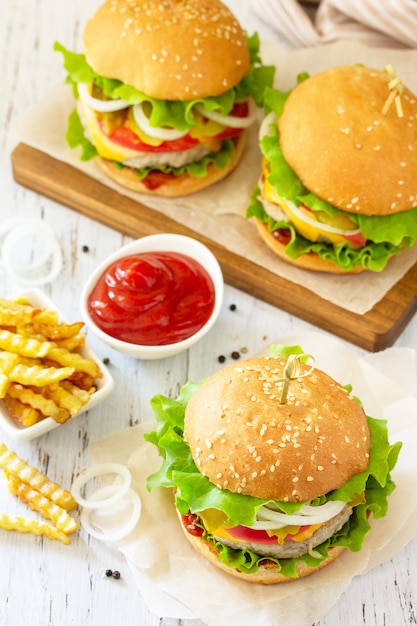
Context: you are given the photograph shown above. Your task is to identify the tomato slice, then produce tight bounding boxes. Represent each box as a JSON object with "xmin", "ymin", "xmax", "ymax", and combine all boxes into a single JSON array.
[
  {"xmin": 181, "ymin": 512, "xmax": 204, "ymax": 537},
  {"xmin": 343, "ymin": 231, "xmax": 368, "ymax": 247},
  {"xmin": 108, "ymin": 123, "xmax": 200, "ymax": 152},
  {"xmin": 272, "ymin": 227, "xmax": 292, "ymax": 246},
  {"xmin": 220, "ymin": 523, "xmax": 312, "ymax": 544}
]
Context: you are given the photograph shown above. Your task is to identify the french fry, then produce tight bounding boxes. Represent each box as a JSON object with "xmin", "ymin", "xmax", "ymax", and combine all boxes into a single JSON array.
[
  {"xmin": 6, "ymin": 383, "xmax": 71, "ymax": 423},
  {"xmin": 6, "ymin": 363, "xmax": 75, "ymax": 388},
  {"xmin": 0, "ymin": 513, "xmax": 70, "ymax": 544},
  {"xmin": 41, "ymin": 383, "xmax": 84, "ymax": 416},
  {"xmin": 0, "ymin": 443, "xmax": 77, "ymax": 511},
  {"xmin": 51, "ymin": 333, "xmax": 86, "ymax": 352},
  {"xmin": 60, "ymin": 379, "xmax": 93, "ymax": 402},
  {"xmin": 0, "ymin": 299, "xmax": 42, "ymax": 325},
  {"xmin": 46, "ymin": 346, "xmax": 102, "ymax": 379},
  {"xmin": 0, "ymin": 329, "xmax": 53, "ymax": 358},
  {"xmin": 4, "ymin": 473, "xmax": 79, "ymax": 534},
  {"xmin": 3, "ymin": 394, "xmax": 43, "ymax": 426},
  {"xmin": 29, "ymin": 321, "xmax": 85, "ymax": 341}
]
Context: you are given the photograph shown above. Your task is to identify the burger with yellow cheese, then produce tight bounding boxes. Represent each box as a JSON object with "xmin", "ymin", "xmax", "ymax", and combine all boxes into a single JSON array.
[
  {"xmin": 54, "ymin": 0, "xmax": 274, "ymax": 197},
  {"xmin": 145, "ymin": 346, "xmax": 400, "ymax": 584},
  {"xmin": 247, "ymin": 65, "xmax": 417, "ymax": 273}
]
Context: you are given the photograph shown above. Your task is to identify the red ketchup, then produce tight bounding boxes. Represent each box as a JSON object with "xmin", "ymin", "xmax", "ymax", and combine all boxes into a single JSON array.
[{"xmin": 87, "ymin": 251, "xmax": 216, "ymax": 346}]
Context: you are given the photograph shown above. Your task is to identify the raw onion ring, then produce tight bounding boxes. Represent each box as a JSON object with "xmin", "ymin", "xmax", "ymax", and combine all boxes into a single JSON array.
[
  {"xmin": 132, "ymin": 102, "xmax": 189, "ymax": 140},
  {"xmin": 78, "ymin": 82, "xmax": 129, "ymax": 113},
  {"xmin": 80, "ymin": 485, "xmax": 141, "ymax": 542},
  {"xmin": 195, "ymin": 98, "xmax": 256, "ymax": 129},
  {"xmin": 71, "ymin": 463, "xmax": 132, "ymax": 510},
  {"xmin": 251, "ymin": 500, "xmax": 346, "ymax": 530},
  {"xmin": 259, "ymin": 111, "xmax": 276, "ymax": 141},
  {"xmin": 286, "ymin": 199, "xmax": 362, "ymax": 237},
  {"xmin": 0, "ymin": 218, "xmax": 63, "ymax": 286}
]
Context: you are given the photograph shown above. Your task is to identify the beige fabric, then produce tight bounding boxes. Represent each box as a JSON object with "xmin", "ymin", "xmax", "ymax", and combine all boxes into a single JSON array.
[{"xmin": 252, "ymin": 0, "xmax": 417, "ymax": 49}]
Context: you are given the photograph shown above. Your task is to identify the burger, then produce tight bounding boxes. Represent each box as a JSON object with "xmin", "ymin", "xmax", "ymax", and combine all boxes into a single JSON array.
[
  {"xmin": 145, "ymin": 346, "xmax": 401, "ymax": 584},
  {"xmin": 54, "ymin": 0, "xmax": 274, "ymax": 197},
  {"xmin": 246, "ymin": 65, "xmax": 417, "ymax": 273}
]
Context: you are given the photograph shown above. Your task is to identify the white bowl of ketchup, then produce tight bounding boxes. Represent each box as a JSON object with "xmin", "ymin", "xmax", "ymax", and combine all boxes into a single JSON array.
[{"xmin": 80, "ymin": 234, "xmax": 224, "ymax": 359}]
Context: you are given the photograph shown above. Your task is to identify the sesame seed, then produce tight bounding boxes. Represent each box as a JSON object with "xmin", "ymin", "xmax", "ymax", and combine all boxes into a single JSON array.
[
  {"xmin": 317, "ymin": 465, "xmax": 324, "ymax": 471},
  {"xmin": 306, "ymin": 476, "xmax": 314, "ymax": 482}
]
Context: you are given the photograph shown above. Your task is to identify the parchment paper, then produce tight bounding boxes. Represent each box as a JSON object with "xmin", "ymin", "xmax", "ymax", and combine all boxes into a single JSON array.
[
  {"xmin": 15, "ymin": 40, "xmax": 417, "ymax": 315},
  {"xmin": 89, "ymin": 331, "xmax": 417, "ymax": 626}
]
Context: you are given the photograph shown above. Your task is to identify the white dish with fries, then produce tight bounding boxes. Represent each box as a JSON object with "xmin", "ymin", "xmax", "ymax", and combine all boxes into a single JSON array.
[{"xmin": 0, "ymin": 288, "xmax": 114, "ymax": 442}]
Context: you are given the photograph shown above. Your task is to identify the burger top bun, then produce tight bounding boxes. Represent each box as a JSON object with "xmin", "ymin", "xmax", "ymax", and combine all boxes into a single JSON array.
[
  {"xmin": 279, "ymin": 65, "xmax": 417, "ymax": 217},
  {"xmin": 82, "ymin": 0, "xmax": 250, "ymax": 101},
  {"xmin": 184, "ymin": 356, "xmax": 370, "ymax": 503}
]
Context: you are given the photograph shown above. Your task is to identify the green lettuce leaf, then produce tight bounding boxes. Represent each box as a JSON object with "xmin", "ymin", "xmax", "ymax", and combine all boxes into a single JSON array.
[
  {"xmin": 145, "ymin": 345, "xmax": 401, "ymax": 576},
  {"xmin": 246, "ymin": 83, "xmax": 417, "ymax": 272},
  {"xmin": 54, "ymin": 34, "xmax": 274, "ymax": 130}
]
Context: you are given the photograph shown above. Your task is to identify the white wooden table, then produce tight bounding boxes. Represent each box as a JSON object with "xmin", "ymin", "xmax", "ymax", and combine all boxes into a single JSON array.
[{"xmin": 1, "ymin": 2, "xmax": 416, "ymax": 625}]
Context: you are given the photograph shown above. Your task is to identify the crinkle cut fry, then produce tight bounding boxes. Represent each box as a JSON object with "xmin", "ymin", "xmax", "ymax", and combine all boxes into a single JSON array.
[
  {"xmin": 0, "ymin": 443, "xmax": 76, "ymax": 511},
  {"xmin": 4, "ymin": 472, "xmax": 78, "ymax": 534},
  {"xmin": 0, "ymin": 512, "xmax": 70, "ymax": 544}
]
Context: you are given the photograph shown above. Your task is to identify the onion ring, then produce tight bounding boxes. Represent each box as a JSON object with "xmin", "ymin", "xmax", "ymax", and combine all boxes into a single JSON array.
[
  {"xmin": 78, "ymin": 82, "xmax": 129, "ymax": 113},
  {"xmin": 252, "ymin": 500, "xmax": 346, "ymax": 530},
  {"xmin": 71, "ymin": 463, "xmax": 132, "ymax": 510},
  {"xmin": 259, "ymin": 111, "xmax": 276, "ymax": 141},
  {"xmin": 0, "ymin": 218, "xmax": 63, "ymax": 286},
  {"xmin": 286, "ymin": 199, "xmax": 362, "ymax": 237},
  {"xmin": 195, "ymin": 98, "xmax": 256, "ymax": 129},
  {"xmin": 80, "ymin": 485, "xmax": 141, "ymax": 542},
  {"xmin": 132, "ymin": 102, "xmax": 189, "ymax": 140}
]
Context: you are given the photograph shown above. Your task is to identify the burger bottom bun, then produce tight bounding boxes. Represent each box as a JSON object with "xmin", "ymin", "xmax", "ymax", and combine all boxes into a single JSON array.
[
  {"xmin": 176, "ymin": 509, "xmax": 346, "ymax": 585},
  {"xmin": 253, "ymin": 219, "xmax": 366, "ymax": 275},
  {"xmin": 96, "ymin": 133, "xmax": 247, "ymax": 198}
]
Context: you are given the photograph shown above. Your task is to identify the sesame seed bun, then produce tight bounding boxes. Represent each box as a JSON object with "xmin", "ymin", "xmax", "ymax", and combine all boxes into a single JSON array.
[
  {"xmin": 82, "ymin": 0, "xmax": 250, "ymax": 100},
  {"xmin": 95, "ymin": 132, "xmax": 247, "ymax": 197},
  {"xmin": 184, "ymin": 356, "xmax": 370, "ymax": 503},
  {"xmin": 253, "ymin": 219, "xmax": 366, "ymax": 274},
  {"xmin": 279, "ymin": 65, "xmax": 417, "ymax": 217},
  {"xmin": 176, "ymin": 507, "xmax": 347, "ymax": 584}
]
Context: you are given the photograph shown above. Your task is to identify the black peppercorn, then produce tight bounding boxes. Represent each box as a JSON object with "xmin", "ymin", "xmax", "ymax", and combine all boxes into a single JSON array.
[
  {"xmin": 82, "ymin": 245, "xmax": 90, "ymax": 253},
  {"xmin": 217, "ymin": 355, "xmax": 226, "ymax": 363},
  {"xmin": 231, "ymin": 351, "xmax": 240, "ymax": 360},
  {"xmin": 112, "ymin": 571, "xmax": 121, "ymax": 580},
  {"xmin": 105, "ymin": 569, "xmax": 113, "ymax": 577},
  {"xmin": 229, "ymin": 304, "xmax": 236, "ymax": 311}
]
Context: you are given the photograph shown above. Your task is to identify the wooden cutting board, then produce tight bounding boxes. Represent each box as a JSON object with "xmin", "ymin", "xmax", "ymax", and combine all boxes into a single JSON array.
[{"xmin": 11, "ymin": 142, "xmax": 417, "ymax": 352}]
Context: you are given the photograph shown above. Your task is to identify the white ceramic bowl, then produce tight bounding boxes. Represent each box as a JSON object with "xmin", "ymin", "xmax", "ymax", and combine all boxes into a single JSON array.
[
  {"xmin": 0, "ymin": 288, "xmax": 114, "ymax": 442},
  {"xmin": 80, "ymin": 234, "xmax": 224, "ymax": 360}
]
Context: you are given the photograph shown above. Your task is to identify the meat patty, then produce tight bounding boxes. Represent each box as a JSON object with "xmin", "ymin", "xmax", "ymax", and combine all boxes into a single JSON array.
[{"xmin": 213, "ymin": 504, "xmax": 353, "ymax": 559}]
